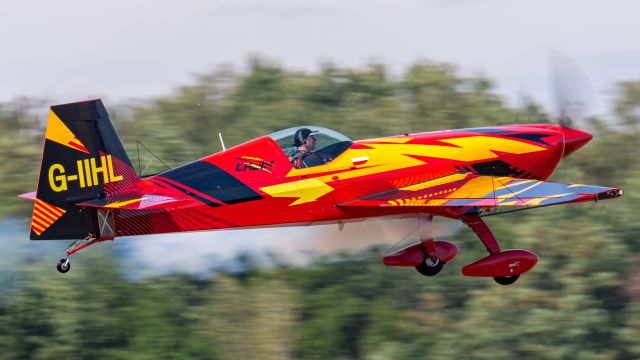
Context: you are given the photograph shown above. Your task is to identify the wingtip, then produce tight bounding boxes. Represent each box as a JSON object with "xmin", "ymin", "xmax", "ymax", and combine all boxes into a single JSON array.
[{"xmin": 596, "ymin": 188, "xmax": 623, "ymax": 200}]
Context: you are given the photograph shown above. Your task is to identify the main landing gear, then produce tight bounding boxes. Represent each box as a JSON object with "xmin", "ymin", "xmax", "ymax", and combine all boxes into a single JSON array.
[
  {"xmin": 382, "ymin": 214, "xmax": 538, "ymax": 285},
  {"xmin": 55, "ymin": 235, "xmax": 112, "ymax": 274},
  {"xmin": 413, "ymin": 216, "xmax": 459, "ymax": 277},
  {"xmin": 415, "ymin": 256, "xmax": 444, "ymax": 277},
  {"xmin": 382, "ymin": 216, "xmax": 460, "ymax": 277},
  {"xmin": 493, "ymin": 275, "xmax": 520, "ymax": 285},
  {"xmin": 461, "ymin": 214, "xmax": 538, "ymax": 285}
]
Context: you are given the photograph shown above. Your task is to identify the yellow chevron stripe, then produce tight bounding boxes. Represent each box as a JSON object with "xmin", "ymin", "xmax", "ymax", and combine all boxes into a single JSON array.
[
  {"xmin": 33, "ymin": 205, "xmax": 57, "ymax": 223},
  {"xmin": 31, "ymin": 216, "xmax": 48, "ymax": 229},
  {"xmin": 31, "ymin": 224, "xmax": 45, "ymax": 235},
  {"xmin": 32, "ymin": 210, "xmax": 52, "ymax": 225},
  {"xmin": 31, "ymin": 198, "xmax": 66, "ymax": 235},
  {"xmin": 35, "ymin": 198, "xmax": 65, "ymax": 216},
  {"xmin": 32, "ymin": 220, "xmax": 49, "ymax": 233},
  {"xmin": 34, "ymin": 203, "xmax": 62, "ymax": 222}
]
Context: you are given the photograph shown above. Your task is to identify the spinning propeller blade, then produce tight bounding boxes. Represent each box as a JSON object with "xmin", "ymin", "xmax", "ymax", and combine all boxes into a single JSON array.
[{"xmin": 549, "ymin": 50, "xmax": 597, "ymax": 128}]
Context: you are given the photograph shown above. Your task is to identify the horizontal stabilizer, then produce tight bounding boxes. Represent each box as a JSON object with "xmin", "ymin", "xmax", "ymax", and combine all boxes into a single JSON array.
[
  {"xmin": 76, "ymin": 194, "xmax": 191, "ymax": 210},
  {"xmin": 18, "ymin": 191, "xmax": 37, "ymax": 200}
]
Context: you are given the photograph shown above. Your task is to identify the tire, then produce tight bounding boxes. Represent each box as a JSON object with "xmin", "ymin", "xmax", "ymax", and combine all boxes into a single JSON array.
[
  {"xmin": 493, "ymin": 275, "xmax": 519, "ymax": 285},
  {"xmin": 56, "ymin": 259, "xmax": 70, "ymax": 273},
  {"xmin": 415, "ymin": 256, "xmax": 444, "ymax": 277}
]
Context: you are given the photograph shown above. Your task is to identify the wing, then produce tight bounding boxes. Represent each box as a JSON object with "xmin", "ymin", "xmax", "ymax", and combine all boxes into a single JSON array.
[{"xmin": 338, "ymin": 173, "xmax": 622, "ymax": 214}]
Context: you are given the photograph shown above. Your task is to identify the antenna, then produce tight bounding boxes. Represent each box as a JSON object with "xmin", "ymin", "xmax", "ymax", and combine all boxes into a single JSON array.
[
  {"xmin": 218, "ymin": 132, "xmax": 226, "ymax": 151},
  {"xmin": 196, "ymin": 100, "xmax": 226, "ymax": 151}
]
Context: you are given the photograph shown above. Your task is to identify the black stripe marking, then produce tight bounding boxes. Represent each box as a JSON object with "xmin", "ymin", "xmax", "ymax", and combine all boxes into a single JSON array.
[
  {"xmin": 154, "ymin": 178, "xmax": 222, "ymax": 208},
  {"xmin": 160, "ymin": 161, "xmax": 263, "ymax": 205},
  {"xmin": 504, "ymin": 133, "xmax": 554, "ymax": 146},
  {"xmin": 461, "ymin": 127, "xmax": 512, "ymax": 135},
  {"xmin": 147, "ymin": 178, "xmax": 171, "ymax": 190}
]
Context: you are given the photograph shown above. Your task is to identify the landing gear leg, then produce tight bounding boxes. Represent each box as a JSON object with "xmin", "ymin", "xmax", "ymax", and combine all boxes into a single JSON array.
[
  {"xmin": 461, "ymin": 214, "xmax": 522, "ymax": 285},
  {"xmin": 461, "ymin": 214, "xmax": 501, "ymax": 254},
  {"xmin": 415, "ymin": 216, "xmax": 445, "ymax": 277},
  {"xmin": 55, "ymin": 234, "xmax": 112, "ymax": 274}
]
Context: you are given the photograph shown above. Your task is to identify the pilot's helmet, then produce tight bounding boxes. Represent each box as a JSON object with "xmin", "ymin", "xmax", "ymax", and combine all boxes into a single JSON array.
[{"xmin": 293, "ymin": 128, "xmax": 318, "ymax": 147}]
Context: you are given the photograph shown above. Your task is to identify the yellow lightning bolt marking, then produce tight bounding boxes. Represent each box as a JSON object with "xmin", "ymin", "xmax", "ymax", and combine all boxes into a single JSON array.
[
  {"xmin": 286, "ymin": 136, "xmax": 544, "ymax": 178},
  {"xmin": 364, "ymin": 137, "xmax": 413, "ymax": 144},
  {"xmin": 265, "ymin": 135, "xmax": 546, "ymax": 205},
  {"xmin": 378, "ymin": 136, "xmax": 546, "ymax": 162},
  {"xmin": 260, "ymin": 178, "xmax": 334, "ymax": 206}
]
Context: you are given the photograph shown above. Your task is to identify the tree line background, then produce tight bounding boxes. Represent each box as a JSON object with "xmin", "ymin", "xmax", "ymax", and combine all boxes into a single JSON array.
[{"xmin": 0, "ymin": 57, "xmax": 639, "ymax": 359}]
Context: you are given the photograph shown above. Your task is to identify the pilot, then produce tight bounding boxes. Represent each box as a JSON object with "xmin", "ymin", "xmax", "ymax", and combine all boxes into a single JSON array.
[{"xmin": 288, "ymin": 128, "xmax": 323, "ymax": 168}]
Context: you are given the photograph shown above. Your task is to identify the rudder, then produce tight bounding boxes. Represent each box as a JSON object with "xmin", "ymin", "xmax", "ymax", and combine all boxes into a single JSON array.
[{"xmin": 30, "ymin": 99, "xmax": 138, "ymax": 240}]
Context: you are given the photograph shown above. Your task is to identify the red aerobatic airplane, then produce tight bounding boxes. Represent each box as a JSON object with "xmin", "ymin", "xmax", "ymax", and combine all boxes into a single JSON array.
[{"xmin": 19, "ymin": 99, "xmax": 623, "ymax": 284}]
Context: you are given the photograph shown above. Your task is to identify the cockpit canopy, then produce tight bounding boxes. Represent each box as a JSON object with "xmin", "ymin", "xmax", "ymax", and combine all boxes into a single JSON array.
[{"xmin": 268, "ymin": 126, "xmax": 353, "ymax": 168}]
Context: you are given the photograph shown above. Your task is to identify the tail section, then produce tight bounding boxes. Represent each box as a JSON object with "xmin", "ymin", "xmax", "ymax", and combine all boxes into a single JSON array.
[{"xmin": 28, "ymin": 99, "xmax": 139, "ymax": 240}]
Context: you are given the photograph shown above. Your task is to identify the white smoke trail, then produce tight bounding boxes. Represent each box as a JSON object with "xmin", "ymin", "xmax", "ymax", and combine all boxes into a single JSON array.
[{"xmin": 115, "ymin": 218, "xmax": 463, "ymax": 276}]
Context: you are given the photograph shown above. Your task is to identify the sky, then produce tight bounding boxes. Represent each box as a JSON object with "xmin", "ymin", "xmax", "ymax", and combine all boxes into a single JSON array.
[{"xmin": 1, "ymin": 0, "xmax": 639, "ymax": 116}]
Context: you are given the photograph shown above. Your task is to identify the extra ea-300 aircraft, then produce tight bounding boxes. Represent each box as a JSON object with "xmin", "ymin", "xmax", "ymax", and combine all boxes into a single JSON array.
[{"xmin": 19, "ymin": 99, "xmax": 623, "ymax": 285}]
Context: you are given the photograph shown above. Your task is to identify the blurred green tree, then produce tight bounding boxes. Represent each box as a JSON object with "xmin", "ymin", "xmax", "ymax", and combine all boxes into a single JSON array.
[{"xmin": 1, "ymin": 58, "xmax": 639, "ymax": 360}]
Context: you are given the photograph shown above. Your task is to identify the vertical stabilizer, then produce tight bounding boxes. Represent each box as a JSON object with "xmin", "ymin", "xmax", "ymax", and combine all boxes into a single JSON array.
[{"xmin": 30, "ymin": 99, "xmax": 137, "ymax": 240}]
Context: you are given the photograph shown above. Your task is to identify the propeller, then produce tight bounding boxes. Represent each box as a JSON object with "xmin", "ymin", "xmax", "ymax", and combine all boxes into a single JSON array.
[{"xmin": 549, "ymin": 50, "xmax": 597, "ymax": 129}]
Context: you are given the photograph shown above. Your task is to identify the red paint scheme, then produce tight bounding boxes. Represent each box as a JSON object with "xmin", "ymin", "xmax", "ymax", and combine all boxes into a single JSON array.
[
  {"xmin": 82, "ymin": 124, "xmax": 619, "ymax": 281},
  {"xmin": 23, "ymin": 99, "xmax": 624, "ymax": 282},
  {"xmin": 461, "ymin": 250, "xmax": 539, "ymax": 277},
  {"xmin": 112, "ymin": 124, "xmax": 572, "ymax": 236},
  {"xmin": 463, "ymin": 214, "xmax": 501, "ymax": 254}
]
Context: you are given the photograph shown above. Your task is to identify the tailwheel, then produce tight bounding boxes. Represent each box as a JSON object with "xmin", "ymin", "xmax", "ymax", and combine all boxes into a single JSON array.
[
  {"xmin": 56, "ymin": 235, "xmax": 112, "ymax": 274},
  {"xmin": 493, "ymin": 275, "xmax": 519, "ymax": 285},
  {"xmin": 56, "ymin": 258, "xmax": 70, "ymax": 273},
  {"xmin": 415, "ymin": 256, "xmax": 444, "ymax": 277}
]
